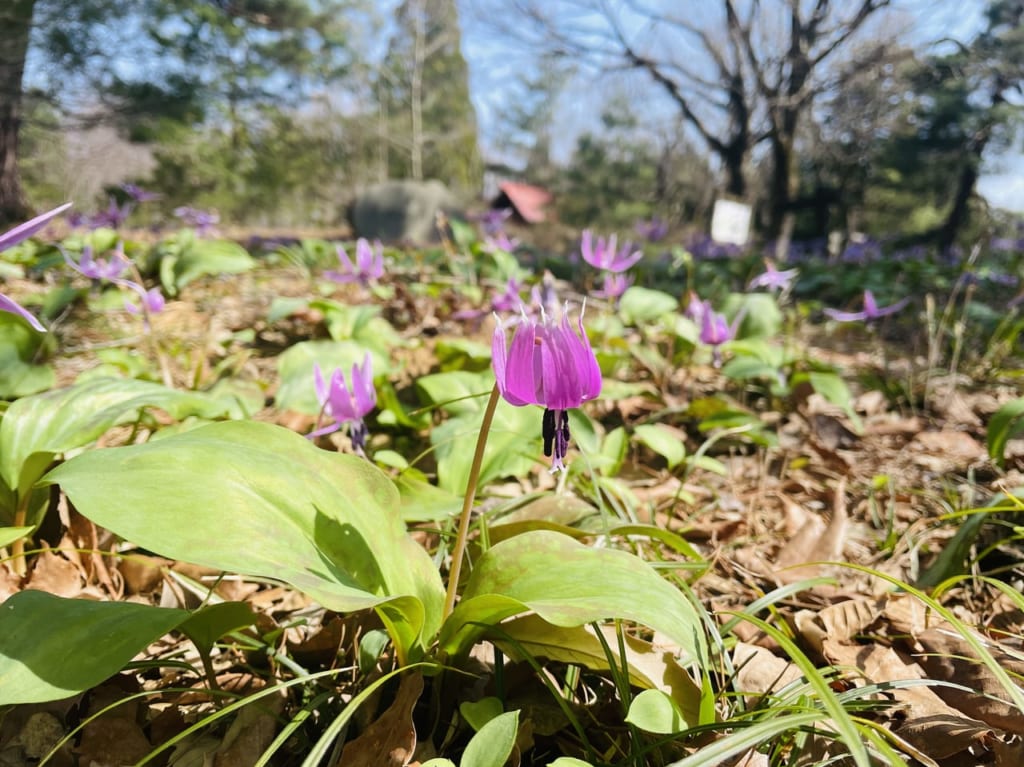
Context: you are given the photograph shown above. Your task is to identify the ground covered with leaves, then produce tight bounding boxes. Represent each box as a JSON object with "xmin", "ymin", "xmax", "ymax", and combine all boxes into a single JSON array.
[{"xmin": 2, "ymin": 220, "xmax": 1024, "ymax": 766}]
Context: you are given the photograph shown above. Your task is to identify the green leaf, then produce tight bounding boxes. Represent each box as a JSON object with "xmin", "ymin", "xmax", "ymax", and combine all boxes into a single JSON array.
[
  {"xmin": 0, "ymin": 526, "xmax": 36, "ymax": 549},
  {"xmin": 600, "ymin": 427, "xmax": 628, "ymax": 477},
  {"xmin": 988, "ymin": 397, "xmax": 1024, "ymax": 467},
  {"xmin": 626, "ymin": 689, "xmax": 687, "ymax": 734},
  {"xmin": 807, "ymin": 371, "xmax": 862, "ymax": 433},
  {"xmin": 547, "ymin": 759, "xmax": 594, "ymax": 767},
  {"xmin": 0, "ymin": 591, "xmax": 187, "ymax": 705},
  {"xmin": 618, "ymin": 287, "xmax": 678, "ymax": 324},
  {"xmin": 178, "ymin": 602, "xmax": 257, "ymax": 656},
  {"xmin": 166, "ymin": 238, "xmax": 254, "ymax": 294},
  {"xmin": 416, "ymin": 370, "xmax": 492, "ymax": 417},
  {"xmin": 432, "ymin": 400, "xmax": 540, "ymax": 493},
  {"xmin": 439, "ymin": 530, "xmax": 706, "ymax": 667},
  {"xmin": 460, "ymin": 697, "xmax": 504, "ymax": 732},
  {"xmin": 0, "ymin": 377, "xmax": 232, "ymax": 505},
  {"xmin": 44, "ymin": 421, "xmax": 444, "ymax": 663},
  {"xmin": 0, "ymin": 313, "xmax": 54, "ymax": 398},
  {"xmin": 461, "ymin": 710, "xmax": 519, "ymax": 767},
  {"xmin": 397, "ymin": 474, "xmax": 462, "ymax": 523},
  {"xmin": 633, "ymin": 424, "xmax": 686, "ymax": 469}
]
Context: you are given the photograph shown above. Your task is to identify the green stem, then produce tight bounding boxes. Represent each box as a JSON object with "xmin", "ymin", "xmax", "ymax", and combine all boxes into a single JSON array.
[
  {"xmin": 10, "ymin": 492, "xmax": 31, "ymax": 575},
  {"xmin": 443, "ymin": 384, "xmax": 501, "ymax": 620}
]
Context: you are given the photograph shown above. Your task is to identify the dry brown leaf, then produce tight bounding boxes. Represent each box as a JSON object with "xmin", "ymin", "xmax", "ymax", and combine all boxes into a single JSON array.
[
  {"xmin": 773, "ymin": 478, "xmax": 848, "ymax": 584},
  {"xmin": 912, "ymin": 628, "xmax": 1024, "ymax": 735},
  {"xmin": 25, "ymin": 547, "xmax": 84, "ymax": 598},
  {"xmin": 76, "ymin": 716, "xmax": 152, "ymax": 766},
  {"xmin": 213, "ymin": 692, "xmax": 284, "ymax": 767},
  {"xmin": 732, "ymin": 642, "xmax": 803, "ymax": 702},
  {"xmin": 895, "ymin": 714, "xmax": 995, "ymax": 761},
  {"xmin": 336, "ymin": 672, "xmax": 424, "ymax": 767}
]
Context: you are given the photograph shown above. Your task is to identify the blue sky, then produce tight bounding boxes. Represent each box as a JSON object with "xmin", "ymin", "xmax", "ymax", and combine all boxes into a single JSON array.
[{"xmin": 459, "ymin": 0, "xmax": 1024, "ymax": 213}]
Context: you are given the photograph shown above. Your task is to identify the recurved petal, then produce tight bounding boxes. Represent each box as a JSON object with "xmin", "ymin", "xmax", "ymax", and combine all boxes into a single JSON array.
[
  {"xmin": 0, "ymin": 293, "xmax": 46, "ymax": 332},
  {"xmin": 0, "ymin": 202, "xmax": 72, "ymax": 252},
  {"xmin": 503, "ymin": 319, "xmax": 541, "ymax": 406}
]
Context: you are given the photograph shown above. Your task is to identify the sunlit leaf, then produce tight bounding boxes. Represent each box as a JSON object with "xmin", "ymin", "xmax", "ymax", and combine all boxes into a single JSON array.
[{"xmin": 45, "ymin": 421, "xmax": 444, "ymax": 663}]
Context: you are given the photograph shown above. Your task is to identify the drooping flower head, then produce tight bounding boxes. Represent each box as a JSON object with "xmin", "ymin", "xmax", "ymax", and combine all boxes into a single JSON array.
[
  {"xmin": 593, "ymin": 272, "xmax": 633, "ymax": 303},
  {"xmin": 699, "ymin": 300, "xmax": 743, "ymax": 367},
  {"xmin": 326, "ymin": 238, "xmax": 385, "ymax": 286},
  {"xmin": 823, "ymin": 290, "xmax": 908, "ymax": 323},
  {"xmin": 635, "ymin": 216, "xmax": 668, "ymax": 243},
  {"xmin": 492, "ymin": 303, "xmax": 602, "ymax": 471},
  {"xmin": 748, "ymin": 260, "xmax": 798, "ymax": 293},
  {"xmin": 0, "ymin": 201, "xmax": 73, "ymax": 331},
  {"xmin": 580, "ymin": 229, "xmax": 643, "ymax": 273},
  {"xmin": 310, "ymin": 355, "xmax": 377, "ymax": 454},
  {"xmin": 64, "ymin": 244, "xmax": 130, "ymax": 281},
  {"xmin": 173, "ymin": 206, "xmax": 220, "ymax": 235}
]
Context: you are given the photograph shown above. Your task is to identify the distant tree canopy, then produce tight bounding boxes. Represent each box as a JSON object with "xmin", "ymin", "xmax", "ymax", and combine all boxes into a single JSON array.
[{"xmin": 2, "ymin": 0, "xmax": 483, "ymax": 225}]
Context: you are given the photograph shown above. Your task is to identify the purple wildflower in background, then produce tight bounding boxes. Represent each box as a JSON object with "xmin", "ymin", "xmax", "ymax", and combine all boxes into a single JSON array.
[
  {"xmin": 824, "ymin": 290, "xmax": 909, "ymax": 323},
  {"xmin": 492, "ymin": 303, "xmax": 602, "ymax": 472},
  {"xmin": 478, "ymin": 208, "xmax": 512, "ymax": 237},
  {"xmin": 634, "ymin": 216, "xmax": 668, "ymax": 243},
  {"xmin": 491, "ymin": 277, "xmax": 524, "ymax": 313},
  {"xmin": 484, "ymin": 232, "xmax": 520, "ymax": 253},
  {"xmin": 748, "ymin": 261, "xmax": 798, "ymax": 293},
  {"xmin": 326, "ymin": 238, "xmax": 384, "ymax": 286},
  {"xmin": 580, "ymin": 230, "xmax": 642, "ymax": 273},
  {"xmin": 310, "ymin": 355, "xmax": 377, "ymax": 454},
  {"xmin": 120, "ymin": 183, "xmax": 161, "ymax": 202},
  {"xmin": 120, "ymin": 283, "xmax": 166, "ymax": 316},
  {"xmin": 63, "ymin": 244, "xmax": 130, "ymax": 281},
  {"xmin": 173, "ymin": 206, "xmax": 220, "ymax": 235},
  {"xmin": 593, "ymin": 272, "xmax": 632, "ymax": 302},
  {"xmin": 0, "ymin": 202, "xmax": 73, "ymax": 331},
  {"xmin": 699, "ymin": 300, "xmax": 743, "ymax": 367}
]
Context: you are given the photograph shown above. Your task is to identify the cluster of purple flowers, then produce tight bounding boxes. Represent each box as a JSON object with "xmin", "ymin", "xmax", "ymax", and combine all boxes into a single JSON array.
[
  {"xmin": 310, "ymin": 355, "xmax": 377, "ymax": 454},
  {"xmin": 173, "ymin": 206, "xmax": 220, "ymax": 236},
  {"xmin": 0, "ymin": 202, "xmax": 74, "ymax": 331},
  {"xmin": 63, "ymin": 242, "xmax": 166, "ymax": 317},
  {"xmin": 325, "ymin": 238, "xmax": 385, "ymax": 287},
  {"xmin": 580, "ymin": 229, "xmax": 640, "ymax": 302}
]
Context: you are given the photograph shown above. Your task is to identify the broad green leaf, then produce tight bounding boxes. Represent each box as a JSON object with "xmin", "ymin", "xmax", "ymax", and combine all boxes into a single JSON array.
[
  {"xmin": 600, "ymin": 426, "xmax": 629, "ymax": 476},
  {"xmin": 728, "ymin": 292, "xmax": 782, "ymax": 338},
  {"xmin": 548, "ymin": 759, "xmax": 594, "ymax": 767},
  {"xmin": 309, "ymin": 299, "xmax": 401, "ymax": 351},
  {"xmin": 178, "ymin": 602, "xmax": 257, "ymax": 656},
  {"xmin": 397, "ymin": 474, "xmax": 462, "ymax": 522},
  {"xmin": 988, "ymin": 397, "xmax": 1024, "ymax": 467},
  {"xmin": 460, "ymin": 697, "xmax": 504, "ymax": 732},
  {"xmin": 432, "ymin": 399, "xmax": 540, "ymax": 493},
  {"xmin": 634, "ymin": 424, "xmax": 686, "ymax": 469},
  {"xmin": 276, "ymin": 340, "xmax": 390, "ymax": 415},
  {"xmin": 0, "ymin": 591, "xmax": 187, "ymax": 705},
  {"xmin": 416, "ymin": 370, "xmax": 492, "ymax": 417},
  {"xmin": 626, "ymin": 689, "xmax": 687, "ymax": 734},
  {"xmin": 461, "ymin": 710, "xmax": 519, "ymax": 767},
  {"xmin": 0, "ymin": 313, "xmax": 54, "ymax": 398},
  {"xmin": 439, "ymin": 530, "xmax": 706, "ymax": 667},
  {"xmin": 618, "ymin": 287, "xmax": 678, "ymax": 324},
  {"xmin": 492, "ymin": 615, "xmax": 702, "ymax": 726},
  {"xmin": 0, "ymin": 377, "xmax": 232, "ymax": 505},
  {"xmin": 44, "ymin": 421, "xmax": 444, "ymax": 663},
  {"xmin": 166, "ymin": 238, "xmax": 254, "ymax": 294},
  {"xmin": 0, "ymin": 526, "xmax": 35, "ymax": 549}
]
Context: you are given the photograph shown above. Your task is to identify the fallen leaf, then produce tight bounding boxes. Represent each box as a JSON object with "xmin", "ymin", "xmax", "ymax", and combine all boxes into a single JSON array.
[{"xmin": 336, "ymin": 672, "xmax": 424, "ymax": 767}]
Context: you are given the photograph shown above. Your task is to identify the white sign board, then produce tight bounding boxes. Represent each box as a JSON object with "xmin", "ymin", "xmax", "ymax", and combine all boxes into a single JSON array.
[{"xmin": 710, "ymin": 199, "xmax": 752, "ymax": 246}]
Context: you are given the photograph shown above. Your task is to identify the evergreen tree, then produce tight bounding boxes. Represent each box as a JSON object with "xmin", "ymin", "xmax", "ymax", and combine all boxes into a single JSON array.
[{"xmin": 379, "ymin": 0, "xmax": 481, "ymax": 193}]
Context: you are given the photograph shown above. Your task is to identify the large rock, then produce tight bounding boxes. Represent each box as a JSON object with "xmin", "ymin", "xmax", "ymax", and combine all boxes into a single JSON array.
[{"xmin": 350, "ymin": 180, "xmax": 462, "ymax": 243}]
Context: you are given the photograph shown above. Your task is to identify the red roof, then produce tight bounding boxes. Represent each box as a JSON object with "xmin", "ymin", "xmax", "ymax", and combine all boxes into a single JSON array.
[{"xmin": 498, "ymin": 182, "xmax": 553, "ymax": 224}]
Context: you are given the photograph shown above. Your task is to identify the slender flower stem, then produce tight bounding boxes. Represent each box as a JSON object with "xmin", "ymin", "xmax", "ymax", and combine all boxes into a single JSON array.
[{"xmin": 443, "ymin": 384, "xmax": 501, "ymax": 620}]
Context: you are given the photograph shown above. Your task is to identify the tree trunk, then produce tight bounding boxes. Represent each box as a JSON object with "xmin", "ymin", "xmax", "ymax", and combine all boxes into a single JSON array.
[
  {"xmin": 0, "ymin": 0, "xmax": 35, "ymax": 225},
  {"xmin": 936, "ymin": 129, "xmax": 988, "ymax": 253}
]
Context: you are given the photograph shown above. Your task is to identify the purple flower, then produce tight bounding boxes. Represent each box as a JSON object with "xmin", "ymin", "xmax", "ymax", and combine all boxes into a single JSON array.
[
  {"xmin": 593, "ymin": 272, "xmax": 632, "ymax": 302},
  {"xmin": 310, "ymin": 355, "xmax": 376, "ymax": 453},
  {"xmin": 120, "ymin": 183, "xmax": 161, "ymax": 202},
  {"xmin": 0, "ymin": 202, "xmax": 72, "ymax": 252},
  {"xmin": 478, "ymin": 208, "xmax": 512, "ymax": 237},
  {"xmin": 484, "ymin": 233, "xmax": 520, "ymax": 253},
  {"xmin": 120, "ymin": 284, "xmax": 166, "ymax": 315},
  {"xmin": 748, "ymin": 261, "xmax": 798, "ymax": 293},
  {"xmin": 0, "ymin": 202, "xmax": 73, "ymax": 331},
  {"xmin": 580, "ymin": 230, "xmax": 642, "ymax": 273},
  {"xmin": 823, "ymin": 290, "xmax": 909, "ymax": 323},
  {"xmin": 64, "ymin": 244, "xmax": 130, "ymax": 281},
  {"xmin": 699, "ymin": 301, "xmax": 742, "ymax": 367},
  {"xmin": 173, "ymin": 206, "xmax": 220, "ymax": 235},
  {"xmin": 326, "ymin": 238, "xmax": 384, "ymax": 286},
  {"xmin": 492, "ymin": 304, "xmax": 602, "ymax": 472},
  {"xmin": 634, "ymin": 216, "xmax": 668, "ymax": 243},
  {"xmin": 491, "ymin": 277, "xmax": 523, "ymax": 313}
]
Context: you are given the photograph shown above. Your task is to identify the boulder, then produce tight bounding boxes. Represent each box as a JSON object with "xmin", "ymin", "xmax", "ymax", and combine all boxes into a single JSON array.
[{"xmin": 349, "ymin": 180, "xmax": 462, "ymax": 243}]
